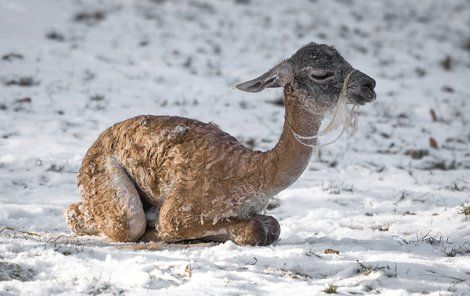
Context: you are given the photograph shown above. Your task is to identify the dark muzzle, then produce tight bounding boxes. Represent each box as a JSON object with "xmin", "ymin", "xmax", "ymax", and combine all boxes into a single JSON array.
[{"xmin": 347, "ymin": 70, "xmax": 376, "ymax": 105}]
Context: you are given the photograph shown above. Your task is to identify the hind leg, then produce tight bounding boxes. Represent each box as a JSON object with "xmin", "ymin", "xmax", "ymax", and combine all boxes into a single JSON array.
[
  {"xmin": 65, "ymin": 157, "xmax": 146, "ymax": 242},
  {"xmin": 157, "ymin": 200, "xmax": 281, "ymax": 246}
]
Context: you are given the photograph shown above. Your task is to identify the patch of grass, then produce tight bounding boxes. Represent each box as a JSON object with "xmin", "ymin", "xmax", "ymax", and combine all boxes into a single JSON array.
[
  {"xmin": 74, "ymin": 11, "xmax": 106, "ymax": 25},
  {"xmin": 90, "ymin": 94, "xmax": 105, "ymax": 101},
  {"xmin": 356, "ymin": 261, "xmax": 397, "ymax": 278},
  {"xmin": 88, "ymin": 282, "xmax": 111, "ymax": 296},
  {"xmin": 86, "ymin": 276, "xmax": 125, "ymax": 295},
  {"xmin": 2, "ymin": 53, "xmax": 23, "ymax": 61},
  {"xmin": 442, "ymin": 243, "xmax": 470, "ymax": 257},
  {"xmin": 402, "ymin": 210, "xmax": 416, "ymax": 216},
  {"xmin": 447, "ymin": 283, "xmax": 457, "ymax": 293},
  {"xmin": 87, "ymin": 95, "xmax": 107, "ymax": 111},
  {"xmin": 0, "ymin": 261, "xmax": 35, "ymax": 281},
  {"xmin": 322, "ymin": 180, "xmax": 353, "ymax": 194},
  {"xmin": 282, "ymin": 269, "xmax": 312, "ymax": 281},
  {"xmin": 395, "ymin": 231, "xmax": 447, "ymax": 246},
  {"xmin": 395, "ymin": 232, "xmax": 470, "ymax": 257},
  {"xmin": 356, "ymin": 261, "xmax": 376, "ymax": 276},
  {"xmin": 371, "ymin": 224, "xmax": 390, "ymax": 232},
  {"xmin": 440, "ymin": 55, "xmax": 453, "ymax": 71},
  {"xmin": 441, "ymin": 86, "xmax": 454, "ymax": 93},
  {"xmin": 415, "ymin": 67, "xmax": 426, "ymax": 77},
  {"xmin": 324, "ymin": 284, "xmax": 337, "ymax": 294},
  {"xmin": 458, "ymin": 202, "xmax": 470, "ymax": 216},
  {"xmin": 364, "ymin": 285, "xmax": 380, "ymax": 293},
  {"xmin": 46, "ymin": 30, "xmax": 65, "ymax": 41},
  {"xmin": 47, "ymin": 235, "xmax": 86, "ymax": 255},
  {"xmin": 404, "ymin": 149, "xmax": 428, "ymax": 159},
  {"xmin": 47, "ymin": 163, "xmax": 65, "ymax": 172},
  {"xmin": 4, "ymin": 76, "xmax": 40, "ymax": 87},
  {"xmin": 265, "ymin": 267, "xmax": 312, "ymax": 281},
  {"xmin": 447, "ymin": 181, "xmax": 466, "ymax": 192},
  {"xmin": 420, "ymin": 159, "xmax": 457, "ymax": 171}
]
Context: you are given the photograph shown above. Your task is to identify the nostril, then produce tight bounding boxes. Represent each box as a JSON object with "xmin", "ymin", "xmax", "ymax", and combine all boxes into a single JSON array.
[{"xmin": 362, "ymin": 78, "xmax": 375, "ymax": 90}]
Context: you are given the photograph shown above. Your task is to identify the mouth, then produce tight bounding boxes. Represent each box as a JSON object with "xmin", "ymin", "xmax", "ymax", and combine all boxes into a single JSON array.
[{"xmin": 348, "ymin": 90, "xmax": 376, "ymax": 105}]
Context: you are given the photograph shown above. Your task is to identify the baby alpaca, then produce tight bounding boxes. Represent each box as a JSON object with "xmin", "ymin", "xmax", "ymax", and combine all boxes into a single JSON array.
[{"xmin": 65, "ymin": 43, "xmax": 376, "ymax": 246}]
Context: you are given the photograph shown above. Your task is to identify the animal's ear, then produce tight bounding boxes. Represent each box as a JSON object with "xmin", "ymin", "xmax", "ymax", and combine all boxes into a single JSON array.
[{"xmin": 236, "ymin": 61, "xmax": 293, "ymax": 93}]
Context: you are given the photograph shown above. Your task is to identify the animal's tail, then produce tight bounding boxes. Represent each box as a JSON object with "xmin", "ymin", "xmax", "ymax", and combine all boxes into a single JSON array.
[{"xmin": 64, "ymin": 202, "xmax": 98, "ymax": 236}]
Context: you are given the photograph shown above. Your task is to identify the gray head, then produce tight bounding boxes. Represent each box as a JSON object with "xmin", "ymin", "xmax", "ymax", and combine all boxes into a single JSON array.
[{"xmin": 236, "ymin": 43, "xmax": 376, "ymax": 111}]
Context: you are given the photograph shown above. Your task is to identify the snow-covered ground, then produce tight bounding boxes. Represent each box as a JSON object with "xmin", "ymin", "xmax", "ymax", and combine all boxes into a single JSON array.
[{"xmin": 1, "ymin": 0, "xmax": 469, "ymax": 294}]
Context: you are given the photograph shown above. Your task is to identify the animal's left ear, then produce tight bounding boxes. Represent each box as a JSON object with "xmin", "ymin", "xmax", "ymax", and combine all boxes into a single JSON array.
[{"xmin": 236, "ymin": 61, "xmax": 293, "ymax": 93}]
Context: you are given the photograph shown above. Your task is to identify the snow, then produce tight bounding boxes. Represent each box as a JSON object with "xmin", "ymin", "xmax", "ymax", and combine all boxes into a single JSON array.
[{"xmin": 1, "ymin": 0, "xmax": 469, "ymax": 294}]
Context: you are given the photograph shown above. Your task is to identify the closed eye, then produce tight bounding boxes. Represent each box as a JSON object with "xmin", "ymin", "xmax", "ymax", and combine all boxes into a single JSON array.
[{"xmin": 310, "ymin": 71, "xmax": 334, "ymax": 81}]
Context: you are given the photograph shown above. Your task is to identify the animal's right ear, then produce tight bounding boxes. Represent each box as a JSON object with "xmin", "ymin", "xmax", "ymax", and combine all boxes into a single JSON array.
[{"xmin": 236, "ymin": 61, "xmax": 293, "ymax": 93}]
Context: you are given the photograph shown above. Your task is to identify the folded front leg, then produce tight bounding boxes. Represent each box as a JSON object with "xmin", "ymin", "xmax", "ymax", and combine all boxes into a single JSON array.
[{"xmin": 228, "ymin": 214, "xmax": 281, "ymax": 246}]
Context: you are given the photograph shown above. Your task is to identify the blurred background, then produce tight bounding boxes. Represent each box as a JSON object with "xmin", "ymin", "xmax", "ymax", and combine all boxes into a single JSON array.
[{"xmin": 0, "ymin": 0, "xmax": 469, "ymax": 294}]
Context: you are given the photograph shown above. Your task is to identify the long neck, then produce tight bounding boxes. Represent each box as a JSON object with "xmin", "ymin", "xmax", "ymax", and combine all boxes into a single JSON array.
[{"xmin": 262, "ymin": 88, "xmax": 324, "ymax": 193}]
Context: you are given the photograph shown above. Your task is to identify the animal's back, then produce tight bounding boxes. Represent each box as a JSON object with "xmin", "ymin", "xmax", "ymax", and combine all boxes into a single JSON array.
[{"xmin": 78, "ymin": 115, "xmax": 265, "ymax": 213}]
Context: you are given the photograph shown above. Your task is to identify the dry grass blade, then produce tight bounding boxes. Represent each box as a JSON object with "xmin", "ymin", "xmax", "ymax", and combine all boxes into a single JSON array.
[
  {"xmin": 0, "ymin": 226, "xmax": 40, "ymax": 237},
  {"xmin": 116, "ymin": 241, "xmax": 218, "ymax": 251},
  {"xmin": 425, "ymin": 269, "xmax": 465, "ymax": 283}
]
